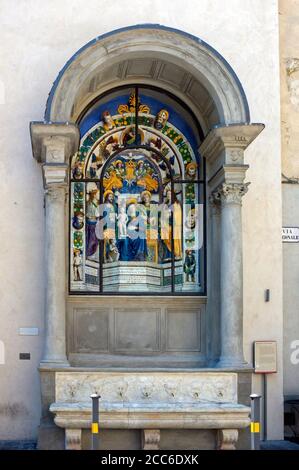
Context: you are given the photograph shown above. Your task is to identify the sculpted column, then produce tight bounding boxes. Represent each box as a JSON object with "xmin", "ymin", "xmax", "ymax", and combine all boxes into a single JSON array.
[
  {"xmin": 200, "ymin": 124, "xmax": 264, "ymax": 368},
  {"xmin": 30, "ymin": 123, "xmax": 80, "ymax": 366}
]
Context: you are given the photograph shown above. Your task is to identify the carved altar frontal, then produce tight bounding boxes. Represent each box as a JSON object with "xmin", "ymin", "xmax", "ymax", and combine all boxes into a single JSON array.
[{"xmin": 55, "ymin": 371, "xmax": 237, "ymax": 404}]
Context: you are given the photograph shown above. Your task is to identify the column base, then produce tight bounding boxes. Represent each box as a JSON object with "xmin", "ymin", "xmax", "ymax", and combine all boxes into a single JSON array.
[
  {"xmin": 40, "ymin": 359, "xmax": 70, "ymax": 369},
  {"xmin": 217, "ymin": 357, "xmax": 249, "ymax": 369}
]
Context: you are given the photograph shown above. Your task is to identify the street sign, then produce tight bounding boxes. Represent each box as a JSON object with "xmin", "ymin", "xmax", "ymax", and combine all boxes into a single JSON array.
[{"xmin": 282, "ymin": 227, "xmax": 299, "ymax": 243}]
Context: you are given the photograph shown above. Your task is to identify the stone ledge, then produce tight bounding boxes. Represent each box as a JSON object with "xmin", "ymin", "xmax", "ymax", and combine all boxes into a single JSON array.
[
  {"xmin": 50, "ymin": 401, "xmax": 250, "ymax": 430},
  {"xmin": 39, "ymin": 365, "xmax": 254, "ymax": 373}
]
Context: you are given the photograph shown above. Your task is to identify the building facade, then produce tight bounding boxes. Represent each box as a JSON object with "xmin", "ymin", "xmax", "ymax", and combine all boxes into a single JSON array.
[
  {"xmin": 280, "ymin": 0, "xmax": 299, "ymax": 440},
  {"xmin": 1, "ymin": 0, "xmax": 297, "ymax": 449}
]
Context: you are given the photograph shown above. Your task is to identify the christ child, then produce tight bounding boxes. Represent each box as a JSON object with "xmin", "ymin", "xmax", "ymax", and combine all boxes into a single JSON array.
[{"xmin": 117, "ymin": 206, "xmax": 129, "ymax": 238}]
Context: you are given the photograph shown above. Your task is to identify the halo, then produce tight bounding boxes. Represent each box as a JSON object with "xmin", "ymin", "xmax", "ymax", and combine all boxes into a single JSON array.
[
  {"xmin": 126, "ymin": 197, "xmax": 137, "ymax": 206},
  {"xmin": 89, "ymin": 188, "xmax": 98, "ymax": 195},
  {"xmin": 186, "ymin": 162, "xmax": 197, "ymax": 170},
  {"xmin": 120, "ymin": 126, "xmax": 145, "ymax": 145},
  {"xmin": 103, "ymin": 189, "xmax": 114, "ymax": 200},
  {"xmin": 157, "ymin": 109, "xmax": 169, "ymax": 119},
  {"xmin": 141, "ymin": 190, "xmax": 151, "ymax": 199}
]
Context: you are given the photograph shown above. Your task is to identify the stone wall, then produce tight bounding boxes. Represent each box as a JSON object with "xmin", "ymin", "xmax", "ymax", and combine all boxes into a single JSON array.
[
  {"xmin": 0, "ymin": 0, "xmax": 283, "ymax": 441},
  {"xmin": 280, "ymin": 0, "xmax": 299, "ymax": 406}
]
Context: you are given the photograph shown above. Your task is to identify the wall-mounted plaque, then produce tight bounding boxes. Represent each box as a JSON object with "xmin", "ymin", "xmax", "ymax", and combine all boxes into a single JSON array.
[
  {"xmin": 282, "ymin": 227, "xmax": 299, "ymax": 243},
  {"xmin": 19, "ymin": 327, "xmax": 39, "ymax": 336},
  {"xmin": 19, "ymin": 353, "xmax": 31, "ymax": 360},
  {"xmin": 253, "ymin": 341, "xmax": 277, "ymax": 373}
]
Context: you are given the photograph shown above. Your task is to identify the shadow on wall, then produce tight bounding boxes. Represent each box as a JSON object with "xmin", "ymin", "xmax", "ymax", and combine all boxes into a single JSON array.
[{"xmin": 0, "ymin": 340, "xmax": 5, "ymax": 364}]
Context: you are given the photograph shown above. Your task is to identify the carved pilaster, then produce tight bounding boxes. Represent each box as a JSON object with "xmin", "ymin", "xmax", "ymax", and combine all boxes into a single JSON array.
[
  {"xmin": 200, "ymin": 124, "xmax": 264, "ymax": 369},
  {"xmin": 30, "ymin": 123, "xmax": 79, "ymax": 368},
  {"xmin": 65, "ymin": 428, "xmax": 82, "ymax": 450},
  {"xmin": 217, "ymin": 429, "xmax": 238, "ymax": 450},
  {"xmin": 215, "ymin": 183, "xmax": 249, "ymax": 367},
  {"xmin": 142, "ymin": 429, "xmax": 161, "ymax": 450}
]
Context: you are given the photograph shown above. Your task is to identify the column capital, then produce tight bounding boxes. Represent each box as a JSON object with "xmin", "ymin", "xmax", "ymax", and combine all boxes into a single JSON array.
[
  {"xmin": 214, "ymin": 182, "xmax": 250, "ymax": 205},
  {"xmin": 30, "ymin": 122, "xmax": 80, "ymax": 164},
  {"xmin": 42, "ymin": 163, "xmax": 69, "ymax": 189},
  {"xmin": 209, "ymin": 191, "xmax": 221, "ymax": 215},
  {"xmin": 44, "ymin": 183, "xmax": 68, "ymax": 202}
]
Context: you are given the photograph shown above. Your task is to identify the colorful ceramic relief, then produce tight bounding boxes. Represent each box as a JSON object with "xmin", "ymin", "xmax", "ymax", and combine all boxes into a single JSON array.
[{"xmin": 70, "ymin": 88, "xmax": 203, "ymax": 293}]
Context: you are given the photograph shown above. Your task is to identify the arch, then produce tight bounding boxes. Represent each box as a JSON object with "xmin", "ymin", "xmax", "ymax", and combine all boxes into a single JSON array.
[{"xmin": 45, "ymin": 25, "xmax": 250, "ymax": 134}]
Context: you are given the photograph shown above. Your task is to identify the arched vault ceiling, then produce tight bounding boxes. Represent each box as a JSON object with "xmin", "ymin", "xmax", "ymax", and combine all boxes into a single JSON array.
[
  {"xmin": 72, "ymin": 57, "xmax": 218, "ymax": 136},
  {"xmin": 46, "ymin": 26, "xmax": 250, "ymax": 137}
]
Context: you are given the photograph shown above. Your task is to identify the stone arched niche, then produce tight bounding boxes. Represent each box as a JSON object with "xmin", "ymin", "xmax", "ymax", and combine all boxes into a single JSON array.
[
  {"xmin": 45, "ymin": 25, "xmax": 250, "ymax": 133},
  {"xmin": 31, "ymin": 25, "xmax": 264, "ymax": 369}
]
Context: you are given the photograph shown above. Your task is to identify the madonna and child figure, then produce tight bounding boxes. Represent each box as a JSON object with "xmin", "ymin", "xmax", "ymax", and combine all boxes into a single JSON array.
[
  {"xmin": 99, "ymin": 191, "xmax": 183, "ymax": 264},
  {"xmin": 70, "ymin": 95, "xmax": 200, "ymax": 292},
  {"xmin": 84, "ymin": 150, "xmax": 186, "ymax": 272}
]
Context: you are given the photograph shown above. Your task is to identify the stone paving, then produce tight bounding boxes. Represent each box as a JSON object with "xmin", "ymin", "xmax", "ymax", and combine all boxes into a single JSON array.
[{"xmin": 0, "ymin": 440, "xmax": 37, "ymax": 450}]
